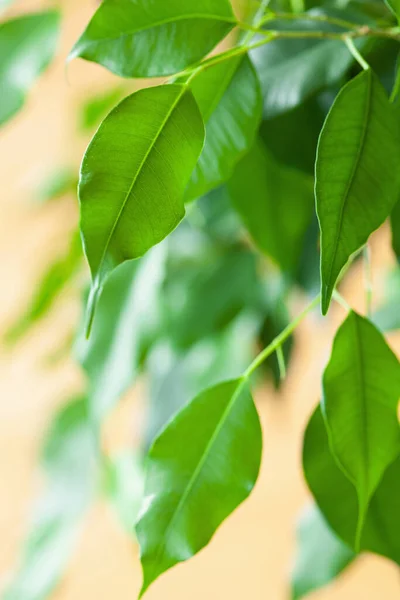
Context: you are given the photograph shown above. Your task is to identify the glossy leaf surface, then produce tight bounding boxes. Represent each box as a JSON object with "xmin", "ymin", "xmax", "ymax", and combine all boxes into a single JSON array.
[
  {"xmin": 70, "ymin": 0, "xmax": 236, "ymax": 78},
  {"xmin": 304, "ymin": 406, "xmax": 400, "ymax": 563},
  {"xmin": 251, "ymin": 12, "xmax": 360, "ymax": 118},
  {"xmin": 79, "ymin": 84, "xmax": 204, "ymax": 328},
  {"xmin": 0, "ymin": 11, "xmax": 59, "ymax": 126},
  {"xmin": 316, "ymin": 69, "xmax": 400, "ymax": 313},
  {"xmin": 3, "ymin": 398, "xmax": 96, "ymax": 600},
  {"xmin": 77, "ymin": 245, "xmax": 166, "ymax": 424},
  {"xmin": 291, "ymin": 504, "xmax": 355, "ymax": 600},
  {"xmin": 321, "ymin": 311, "xmax": 400, "ymax": 539},
  {"xmin": 228, "ymin": 139, "xmax": 314, "ymax": 273},
  {"xmin": 136, "ymin": 378, "xmax": 262, "ymax": 596},
  {"xmin": 185, "ymin": 55, "xmax": 262, "ymax": 201}
]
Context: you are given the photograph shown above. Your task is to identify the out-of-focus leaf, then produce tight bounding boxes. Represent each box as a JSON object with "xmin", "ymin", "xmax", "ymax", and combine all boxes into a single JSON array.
[
  {"xmin": 3, "ymin": 397, "xmax": 97, "ymax": 600},
  {"xmin": 79, "ymin": 86, "xmax": 126, "ymax": 132},
  {"xmin": 136, "ymin": 378, "xmax": 262, "ymax": 597},
  {"xmin": 78, "ymin": 84, "xmax": 204, "ymax": 331},
  {"xmin": 385, "ymin": 0, "xmax": 400, "ymax": 21},
  {"xmin": 35, "ymin": 167, "xmax": 77, "ymax": 204},
  {"xmin": 304, "ymin": 406, "xmax": 400, "ymax": 563},
  {"xmin": 185, "ymin": 55, "xmax": 262, "ymax": 201},
  {"xmin": 5, "ymin": 230, "xmax": 82, "ymax": 345},
  {"xmin": 373, "ymin": 270, "xmax": 400, "ymax": 332},
  {"xmin": 321, "ymin": 312, "xmax": 400, "ymax": 544},
  {"xmin": 391, "ymin": 199, "xmax": 400, "ymax": 262},
  {"xmin": 0, "ymin": 11, "xmax": 60, "ymax": 126},
  {"xmin": 228, "ymin": 139, "xmax": 314, "ymax": 274},
  {"xmin": 69, "ymin": 0, "xmax": 236, "ymax": 78},
  {"xmin": 77, "ymin": 245, "xmax": 166, "ymax": 425},
  {"xmin": 259, "ymin": 95, "xmax": 326, "ymax": 175},
  {"xmin": 251, "ymin": 10, "xmax": 362, "ymax": 118},
  {"xmin": 106, "ymin": 453, "xmax": 144, "ymax": 535},
  {"xmin": 0, "ymin": 0, "xmax": 15, "ymax": 11},
  {"xmin": 162, "ymin": 245, "xmax": 264, "ymax": 349},
  {"xmin": 316, "ymin": 69, "xmax": 400, "ymax": 314},
  {"xmin": 144, "ymin": 313, "xmax": 259, "ymax": 448},
  {"xmin": 291, "ymin": 504, "xmax": 356, "ymax": 600}
]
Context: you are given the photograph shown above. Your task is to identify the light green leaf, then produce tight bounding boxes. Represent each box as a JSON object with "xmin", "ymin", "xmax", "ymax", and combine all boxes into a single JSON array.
[
  {"xmin": 291, "ymin": 504, "xmax": 355, "ymax": 600},
  {"xmin": 373, "ymin": 270, "xmax": 400, "ymax": 332},
  {"xmin": 3, "ymin": 398, "xmax": 96, "ymax": 600},
  {"xmin": 316, "ymin": 69, "xmax": 400, "ymax": 314},
  {"xmin": 106, "ymin": 453, "xmax": 144, "ymax": 535},
  {"xmin": 304, "ymin": 406, "xmax": 400, "ymax": 563},
  {"xmin": 228, "ymin": 139, "xmax": 314, "ymax": 273},
  {"xmin": 5, "ymin": 230, "xmax": 82, "ymax": 345},
  {"xmin": 0, "ymin": 11, "xmax": 60, "ymax": 126},
  {"xmin": 35, "ymin": 167, "xmax": 78, "ymax": 204},
  {"xmin": 185, "ymin": 55, "xmax": 262, "ymax": 201},
  {"xmin": 391, "ymin": 199, "xmax": 400, "ymax": 263},
  {"xmin": 136, "ymin": 377, "xmax": 262, "ymax": 596},
  {"xmin": 69, "ymin": 0, "xmax": 236, "ymax": 78},
  {"xmin": 78, "ymin": 84, "xmax": 204, "ymax": 332},
  {"xmin": 321, "ymin": 311, "xmax": 400, "ymax": 545},
  {"xmin": 77, "ymin": 244, "xmax": 166, "ymax": 424},
  {"xmin": 79, "ymin": 86, "xmax": 126, "ymax": 132}
]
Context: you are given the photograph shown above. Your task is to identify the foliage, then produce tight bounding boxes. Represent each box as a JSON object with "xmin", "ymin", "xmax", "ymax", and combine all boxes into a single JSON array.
[{"xmin": 3, "ymin": 0, "xmax": 400, "ymax": 599}]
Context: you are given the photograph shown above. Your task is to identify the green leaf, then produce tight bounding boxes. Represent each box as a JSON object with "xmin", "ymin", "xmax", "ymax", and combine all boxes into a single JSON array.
[
  {"xmin": 79, "ymin": 86, "xmax": 126, "ymax": 132},
  {"xmin": 105, "ymin": 453, "xmax": 144, "ymax": 535},
  {"xmin": 69, "ymin": 0, "xmax": 236, "ymax": 78},
  {"xmin": 5, "ymin": 230, "xmax": 82, "ymax": 345},
  {"xmin": 228, "ymin": 139, "xmax": 314, "ymax": 274},
  {"xmin": 77, "ymin": 244, "xmax": 166, "ymax": 424},
  {"xmin": 304, "ymin": 406, "xmax": 400, "ymax": 563},
  {"xmin": 162, "ymin": 245, "xmax": 264, "ymax": 349},
  {"xmin": 78, "ymin": 84, "xmax": 204, "ymax": 332},
  {"xmin": 3, "ymin": 398, "xmax": 96, "ymax": 600},
  {"xmin": 291, "ymin": 504, "xmax": 355, "ymax": 600},
  {"xmin": 144, "ymin": 314, "xmax": 259, "ymax": 448},
  {"xmin": 316, "ymin": 69, "xmax": 400, "ymax": 314},
  {"xmin": 385, "ymin": 0, "xmax": 400, "ymax": 21},
  {"xmin": 321, "ymin": 311, "xmax": 400, "ymax": 544},
  {"xmin": 0, "ymin": 11, "xmax": 60, "ymax": 126},
  {"xmin": 35, "ymin": 167, "xmax": 78, "ymax": 204},
  {"xmin": 391, "ymin": 198, "xmax": 400, "ymax": 262},
  {"xmin": 136, "ymin": 377, "xmax": 262, "ymax": 596},
  {"xmin": 251, "ymin": 11, "xmax": 361, "ymax": 118},
  {"xmin": 184, "ymin": 55, "xmax": 262, "ymax": 201}
]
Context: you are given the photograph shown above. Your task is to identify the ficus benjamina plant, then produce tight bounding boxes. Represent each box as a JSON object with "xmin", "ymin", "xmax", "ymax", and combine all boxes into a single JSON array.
[{"xmin": 2, "ymin": 0, "xmax": 400, "ymax": 598}]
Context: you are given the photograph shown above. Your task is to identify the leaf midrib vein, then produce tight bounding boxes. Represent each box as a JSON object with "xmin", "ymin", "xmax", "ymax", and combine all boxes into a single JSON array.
[
  {"xmin": 148, "ymin": 378, "xmax": 248, "ymax": 577},
  {"xmin": 93, "ymin": 85, "xmax": 185, "ymax": 281},
  {"xmin": 325, "ymin": 70, "xmax": 372, "ymax": 296}
]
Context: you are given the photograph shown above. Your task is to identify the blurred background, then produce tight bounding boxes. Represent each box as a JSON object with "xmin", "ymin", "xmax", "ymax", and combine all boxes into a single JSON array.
[{"xmin": 1, "ymin": 0, "xmax": 400, "ymax": 598}]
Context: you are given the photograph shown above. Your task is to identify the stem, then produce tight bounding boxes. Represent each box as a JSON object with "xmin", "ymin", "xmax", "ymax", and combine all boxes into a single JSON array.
[
  {"xmin": 276, "ymin": 345, "xmax": 287, "ymax": 381},
  {"xmin": 344, "ymin": 36, "xmax": 369, "ymax": 70},
  {"xmin": 260, "ymin": 11, "xmax": 359, "ymax": 30},
  {"xmin": 363, "ymin": 244, "xmax": 373, "ymax": 318},
  {"xmin": 244, "ymin": 295, "xmax": 320, "ymax": 378},
  {"xmin": 332, "ymin": 290, "xmax": 351, "ymax": 312}
]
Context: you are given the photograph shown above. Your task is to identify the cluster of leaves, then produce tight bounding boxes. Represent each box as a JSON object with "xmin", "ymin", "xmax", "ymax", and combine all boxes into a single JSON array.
[{"xmin": 2, "ymin": 0, "xmax": 400, "ymax": 599}]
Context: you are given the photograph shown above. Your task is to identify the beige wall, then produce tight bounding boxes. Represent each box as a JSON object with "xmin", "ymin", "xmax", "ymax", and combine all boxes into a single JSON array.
[{"xmin": 0, "ymin": 1, "xmax": 399, "ymax": 598}]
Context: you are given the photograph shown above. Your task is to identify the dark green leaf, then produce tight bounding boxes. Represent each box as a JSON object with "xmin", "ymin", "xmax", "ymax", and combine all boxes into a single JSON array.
[
  {"xmin": 304, "ymin": 405, "xmax": 400, "ymax": 563},
  {"xmin": 136, "ymin": 378, "xmax": 262, "ymax": 596},
  {"xmin": 78, "ymin": 84, "xmax": 204, "ymax": 330},
  {"xmin": 185, "ymin": 55, "xmax": 262, "ymax": 201},
  {"xmin": 0, "ymin": 11, "xmax": 60, "ymax": 126},
  {"xmin": 391, "ymin": 198, "xmax": 400, "ymax": 262},
  {"xmin": 5, "ymin": 230, "xmax": 82, "ymax": 345},
  {"xmin": 69, "ymin": 0, "xmax": 236, "ymax": 78},
  {"xmin": 321, "ymin": 311, "xmax": 400, "ymax": 543},
  {"xmin": 77, "ymin": 244, "xmax": 166, "ymax": 424},
  {"xmin": 291, "ymin": 504, "xmax": 355, "ymax": 600},
  {"xmin": 228, "ymin": 139, "xmax": 314, "ymax": 273},
  {"xmin": 3, "ymin": 398, "xmax": 96, "ymax": 600},
  {"xmin": 316, "ymin": 69, "xmax": 400, "ymax": 314},
  {"xmin": 385, "ymin": 0, "xmax": 400, "ymax": 21}
]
